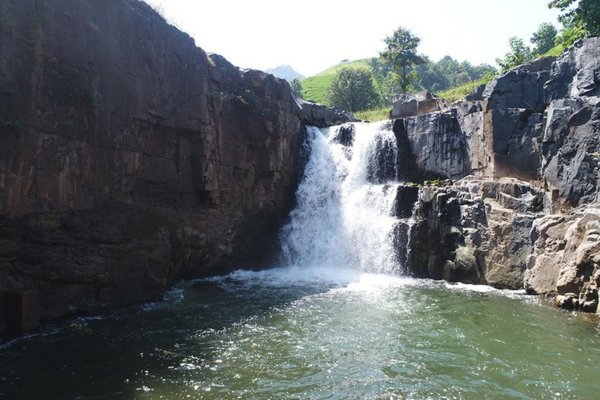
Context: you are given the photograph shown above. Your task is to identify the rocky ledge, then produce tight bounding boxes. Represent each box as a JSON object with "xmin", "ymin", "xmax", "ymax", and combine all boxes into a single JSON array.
[
  {"xmin": 0, "ymin": 0, "xmax": 351, "ymax": 336},
  {"xmin": 389, "ymin": 38, "xmax": 600, "ymax": 314}
]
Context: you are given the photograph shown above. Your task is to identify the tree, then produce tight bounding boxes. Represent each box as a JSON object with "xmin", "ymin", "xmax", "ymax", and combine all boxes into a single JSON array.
[
  {"xmin": 531, "ymin": 23, "xmax": 558, "ymax": 55},
  {"xmin": 379, "ymin": 27, "xmax": 425, "ymax": 93},
  {"xmin": 554, "ymin": 21, "xmax": 588, "ymax": 47},
  {"xmin": 549, "ymin": 0, "xmax": 600, "ymax": 37},
  {"xmin": 290, "ymin": 78, "xmax": 303, "ymax": 99},
  {"xmin": 327, "ymin": 68, "xmax": 378, "ymax": 112},
  {"xmin": 496, "ymin": 37, "xmax": 533, "ymax": 72}
]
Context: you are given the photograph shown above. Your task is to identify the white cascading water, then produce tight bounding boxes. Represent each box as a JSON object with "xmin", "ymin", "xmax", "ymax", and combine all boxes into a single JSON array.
[{"xmin": 279, "ymin": 122, "xmax": 410, "ymax": 274}]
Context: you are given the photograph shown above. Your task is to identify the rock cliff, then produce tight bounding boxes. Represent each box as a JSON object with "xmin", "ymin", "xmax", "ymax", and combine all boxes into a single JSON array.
[
  {"xmin": 0, "ymin": 0, "xmax": 350, "ymax": 335},
  {"xmin": 397, "ymin": 38, "xmax": 600, "ymax": 313}
]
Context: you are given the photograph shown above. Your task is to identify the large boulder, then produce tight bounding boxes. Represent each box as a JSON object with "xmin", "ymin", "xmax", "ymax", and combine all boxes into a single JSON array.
[
  {"xmin": 297, "ymin": 99, "xmax": 356, "ymax": 127},
  {"xmin": 403, "ymin": 110, "xmax": 471, "ymax": 180},
  {"xmin": 483, "ymin": 56, "xmax": 554, "ymax": 112},
  {"xmin": 525, "ymin": 208, "xmax": 600, "ymax": 313},
  {"xmin": 391, "ymin": 91, "xmax": 445, "ymax": 119}
]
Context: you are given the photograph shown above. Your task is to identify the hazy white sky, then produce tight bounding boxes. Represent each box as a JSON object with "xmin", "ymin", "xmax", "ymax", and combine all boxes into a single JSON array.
[{"xmin": 143, "ymin": 0, "xmax": 562, "ymax": 76}]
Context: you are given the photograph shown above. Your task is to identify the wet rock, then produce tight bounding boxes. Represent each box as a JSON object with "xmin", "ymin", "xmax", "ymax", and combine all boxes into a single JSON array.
[
  {"xmin": 332, "ymin": 123, "xmax": 355, "ymax": 147},
  {"xmin": 392, "ymin": 119, "xmax": 420, "ymax": 182},
  {"xmin": 393, "ymin": 185, "xmax": 419, "ymax": 218},
  {"xmin": 554, "ymin": 293, "xmax": 579, "ymax": 310},
  {"xmin": 408, "ymin": 184, "xmax": 485, "ymax": 283},
  {"xmin": 367, "ymin": 130, "xmax": 398, "ymax": 183},
  {"xmin": 392, "ymin": 222, "xmax": 411, "ymax": 273}
]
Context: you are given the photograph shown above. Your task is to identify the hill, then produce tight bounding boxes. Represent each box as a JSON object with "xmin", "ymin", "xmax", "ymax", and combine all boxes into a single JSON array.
[
  {"xmin": 301, "ymin": 59, "xmax": 371, "ymax": 104},
  {"xmin": 265, "ymin": 65, "xmax": 304, "ymax": 82},
  {"xmin": 301, "ymin": 57, "xmax": 497, "ymax": 108}
]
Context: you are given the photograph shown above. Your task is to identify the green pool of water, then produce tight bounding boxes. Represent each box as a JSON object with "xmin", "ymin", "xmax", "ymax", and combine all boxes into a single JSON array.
[{"xmin": 1, "ymin": 267, "xmax": 599, "ymax": 399}]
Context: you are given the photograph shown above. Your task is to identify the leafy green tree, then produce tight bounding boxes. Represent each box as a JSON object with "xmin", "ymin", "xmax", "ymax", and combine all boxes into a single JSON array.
[
  {"xmin": 555, "ymin": 20, "xmax": 588, "ymax": 47},
  {"xmin": 496, "ymin": 37, "xmax": 533, "ymax": 72},
  {"xmin": 380, "ymin": 27, "xmax": 425, "ymax": 93},
  {"xmin": 414, "ymin": 56, "xmax": 496, "ymax": 93},
  {"xmin": 327, "ymin": 68, "xmax": 378, "ymax": 112},
  {"xmin": 549, "ymin": 0, "xmax": 600, "ymax": 37},
  {"xmin": 368, "ymin": 57, "xmax": 402, "ymax": 105},
  {"xmin": 290, "ymin": 78, "xmax": 303, "ymax": 99},
  {"xmin": 531, "ymin": 23, "xmax": 558, "ymax": 55}
]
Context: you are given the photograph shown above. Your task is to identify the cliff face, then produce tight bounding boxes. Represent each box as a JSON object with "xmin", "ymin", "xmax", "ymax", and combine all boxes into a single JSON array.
[
  {"xmin": 0, "ymin": 0, "xmax": 350, "ymax": 334},
  {"xmin": 395, "ymin": 38, "xmax": 600, "ymax": 313}
]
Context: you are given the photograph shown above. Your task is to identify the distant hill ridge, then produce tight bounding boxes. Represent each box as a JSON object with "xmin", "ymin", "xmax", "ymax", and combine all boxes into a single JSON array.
[{"xmin": 265, "ymin": 65, "xmax": 304, "ymax": 82}]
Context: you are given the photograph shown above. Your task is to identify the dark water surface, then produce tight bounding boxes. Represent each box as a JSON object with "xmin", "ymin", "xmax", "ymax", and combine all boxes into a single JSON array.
[{"xmin": 1, "ymin": 267, "xmax": 599, "ymax": 399}]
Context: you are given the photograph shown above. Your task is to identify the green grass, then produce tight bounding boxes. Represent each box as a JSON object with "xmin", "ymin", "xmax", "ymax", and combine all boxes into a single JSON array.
[
  {"xmin": 301, "ymin": 59, "xmax": 372, "ymax": 105},
  {"xmin": 437, "ymin": 75, "xmax": 494, "ymax": 103},
  {"xmin": 543, "ymin": 43, "xmax": 567, "ymax": 58},
  {"xmin": 355, "ymin": 107, "xmax": 390, "ymax": 122}
]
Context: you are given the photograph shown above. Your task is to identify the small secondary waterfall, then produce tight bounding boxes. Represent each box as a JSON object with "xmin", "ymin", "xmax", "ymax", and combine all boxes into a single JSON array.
[{"xmin": 279, "ymin": 122, "xmax": 413, "ymax": 274}]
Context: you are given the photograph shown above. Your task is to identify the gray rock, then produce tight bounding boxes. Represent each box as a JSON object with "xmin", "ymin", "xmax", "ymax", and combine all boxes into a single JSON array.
[
  {"xmin": 404, "ymin": 110, "xmax": 470, "ymax": 179},
  {"xmin": 465, "ymin": 84, "xmax": 486, "ymax": 102},
  {"xmin": 541, "ymin": 97, "xmax": 600, "ymax": 206},
  {"xmin": 483, "ymin": 58, "xmax": 554, "ymax": 112},
  {"xmin": 409, "ymin": 177, "xmax": 546, "ymax": 289},
  {"xmin": 485, "ymin": 109, "xmax": 544, "ymax": 181},
  {"xmin": 297, "ymin": 99, "xmax": 356, "ymax": 128},
  {"xmin": 391, "ymin": 91, "xmax": 445, "ymax": 119},
  {"xmin": 545, "ymin": 37, "xmax": 600, "ymax": 101},
  {"xmin": 332, "ymin": 123, "xmax": 355, "ymax": 147},
  {"xmin": 525, "ymin": 209, "xmax": 600, "ymax": 311},
  {"xmin": 393, "ymin": 184, "xmax": 419, "ymax": 218}
]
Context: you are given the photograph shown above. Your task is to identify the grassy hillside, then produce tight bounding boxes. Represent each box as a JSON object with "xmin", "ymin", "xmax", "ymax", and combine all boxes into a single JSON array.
[
  {"xmin": 437, "ymin": 76, "xmax": 491, "ymax": 103},
  {"xmin": 301, "ymin": 59, "xmax": 371, "ymax": 105}
]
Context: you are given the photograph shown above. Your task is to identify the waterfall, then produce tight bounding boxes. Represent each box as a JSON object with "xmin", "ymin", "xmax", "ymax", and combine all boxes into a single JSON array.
[{"xmin": 279, "ymin": 122, "xmax": 414, "ymax": 274}]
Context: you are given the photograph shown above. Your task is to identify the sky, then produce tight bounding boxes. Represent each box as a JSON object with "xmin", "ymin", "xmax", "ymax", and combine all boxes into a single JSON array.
[{"xmin": 143, "ymin": 0, "xmax": 562, "ymax": 76}]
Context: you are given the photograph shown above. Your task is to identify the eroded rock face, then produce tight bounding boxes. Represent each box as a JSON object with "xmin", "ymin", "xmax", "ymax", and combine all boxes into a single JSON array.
[
  {"xmin": 545, "ymin": 37, "xmax": 600, "ymax": 100},
  {"xmin": 403, "ymin": 111, "xmax": 471, "ymax": 180},
  {"xmin": 483, "ymin": 56, "xmax": 554, "ymax": 112},
  {"xmin": 398, "ymin": 38, "xmax": 600, "ymax": 309},
  {"xmin": 541, "ymin": 97, "xmax": 600, "ymax": 206},
  {"xmin": 409, "ymin": 177, "xmax": 544, "ymax": 289},
  {"xmin": 0, "ymin": 0, "xmax": 345, "ymax": 333},
  {"xmin": 525, "ymin": 209, "xmax": 600, "ymax": 313}
]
